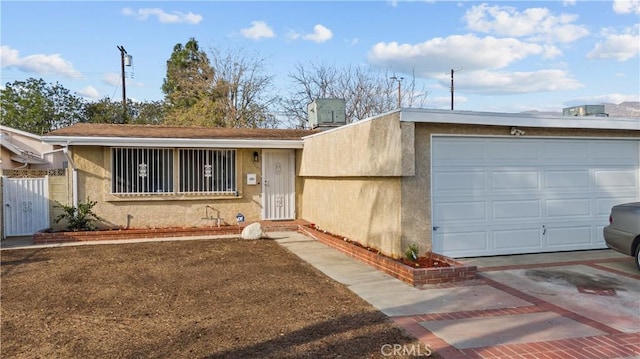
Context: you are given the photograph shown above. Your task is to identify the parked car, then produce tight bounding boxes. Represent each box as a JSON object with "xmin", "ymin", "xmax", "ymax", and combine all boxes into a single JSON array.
[{"xmin": 603, "ymin": 202, "xmax": 640, "ymax": 271}]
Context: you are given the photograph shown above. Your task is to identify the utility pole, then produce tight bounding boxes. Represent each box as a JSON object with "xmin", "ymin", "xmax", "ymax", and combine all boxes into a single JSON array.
[
  {"xmin": 390, "ymin": 76, "xmax": 404, "ymax": 109},
  {"xmin": 117, "ymin": 46, "xmax": 131, "ymax": 122},
  {"xmin": 449, "ymin": 67, "xmax": 462, "ymax": 111},
  {"xmin": 450, "ymin": 69, "xmax": 454, "ymax": 111}
]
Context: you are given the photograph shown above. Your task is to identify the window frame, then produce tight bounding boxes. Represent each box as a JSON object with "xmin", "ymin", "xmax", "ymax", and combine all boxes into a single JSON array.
[{"xmin": 110, "ymin": 147, "xmax": 238, "ymax": 196}]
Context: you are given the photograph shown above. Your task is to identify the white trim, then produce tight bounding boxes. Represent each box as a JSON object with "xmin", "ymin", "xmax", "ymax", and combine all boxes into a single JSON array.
[
  {"xmin": 401, "ymin": 108, "xmax": 640, "ymax": 131},
  {"xmin": 0, "ymin": 125, "xmax": 43, "ymax": 140},
  {"xmin": 41, "ymin": 136, "xmax": 305, "ymax": 149}
]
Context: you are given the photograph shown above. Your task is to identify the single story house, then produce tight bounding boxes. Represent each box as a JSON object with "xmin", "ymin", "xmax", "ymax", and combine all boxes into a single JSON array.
[
  {"xmin": 40, "ymin": 123, "xmax": 318, "ymax": 231},
  {"xmin": 39, "ymin": 109, "xmax": 640, "ymax": 259}
]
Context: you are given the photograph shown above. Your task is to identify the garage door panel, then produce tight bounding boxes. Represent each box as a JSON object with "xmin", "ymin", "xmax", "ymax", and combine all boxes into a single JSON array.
[
  {"xmin": 596, "ymin": 197, "xmax": 639, "ymax": 216},
  {"xmin": 492, "ymin": 171, "xmax": 540, "ymax": 190},
  {"xmin": 545, "ymin": 171, "xmax": 590, "ymax": 189},
  {"xmin": 493, "ymin": 200, "xmax": 540, "ymax": 220},
  {"xmin": 594, "ymin": 169, "xmax": 638, "ymax": 189},
  {"xmin": 543, "ymin": 141, "xmax": 589, "ymax": 162},
  {"xmin": 434, "ymin": 141, "xmax": 487, "ymax": 163},
  {"xmin": 591, "ymin": 141, "xmax": 639, "ymax": 163},
  {"xmin": 433, "ymin": 171, "xmax": 486, "ymax": 191},
  {"xmin": 545, "ymin": 199, "xmax": 591, "ymax": 218},
  {"xmin": 432, "ymin": 137, "xmax": 640, "ymax": 258},
  {"xmin": 491, "ymin": 141, "xmax": 539, "ymax": 161},
  {"xmin": 439, "ymin": 231, "xmax": 488, "ymax": 253},
  {"xmin": 546, "ymin": 226, "xmax": 592, "ymax": 247},
  {"xmin": 435, "ymin": 201, "xmax": 487, "ymax": 222},
  {"xmin": 494, "ymin": 228, "xmax": 541, "ymax": 249}
]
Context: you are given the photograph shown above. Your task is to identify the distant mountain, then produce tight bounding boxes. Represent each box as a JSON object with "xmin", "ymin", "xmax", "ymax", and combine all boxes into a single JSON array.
[
  {"xmin": 603, "ymin": 101, "xmax": 640, "ymax": 117},
  {"xmin": 520, "ymin": 101, "xmax": 640, "ymax": 118}
]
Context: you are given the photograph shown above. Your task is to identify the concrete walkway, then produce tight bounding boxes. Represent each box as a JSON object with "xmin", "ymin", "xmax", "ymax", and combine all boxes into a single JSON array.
[{"xmin": 271, "ymin": 231, "xmax": 640, "ymax": 359}]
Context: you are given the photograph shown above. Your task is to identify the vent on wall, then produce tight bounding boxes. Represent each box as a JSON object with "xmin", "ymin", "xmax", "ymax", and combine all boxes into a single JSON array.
[{"xmin": 307, "ymin": 99, "xmax": 347, "ymax": 129}]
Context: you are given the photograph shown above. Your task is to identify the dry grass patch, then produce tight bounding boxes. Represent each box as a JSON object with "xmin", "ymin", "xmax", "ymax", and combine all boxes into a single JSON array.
[{"xmin": 1, "ymin": 238, "xmax": 426, "ymax": 358}]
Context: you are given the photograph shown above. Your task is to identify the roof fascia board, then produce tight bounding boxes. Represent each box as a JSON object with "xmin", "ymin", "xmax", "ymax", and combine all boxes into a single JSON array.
[
  {"xmin": 0, "ymin": 125, "xmax": 42, "ymax": 140},
  {"xmin": 399, "ymin": 109, "xmax": 640, "ymax": 131},
  {"xmin": 40, "ymin": 136, "xmax": 304, "ymax": 149}
]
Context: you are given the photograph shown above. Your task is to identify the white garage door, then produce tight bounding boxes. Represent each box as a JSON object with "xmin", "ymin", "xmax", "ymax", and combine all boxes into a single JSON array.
[{"xmin": 432, "ymin": 137, "xmax": 640, "ymax": 258}]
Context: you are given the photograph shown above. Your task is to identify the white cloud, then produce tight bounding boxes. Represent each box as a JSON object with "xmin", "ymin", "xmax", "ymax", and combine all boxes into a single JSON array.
[
  {"xmin": 562, "ymin": 0, "xmax": 577, "ymax": 6},
  {"xmin": 302, "ymin": 24, "xmax": 333, "ymax": 43},
  {"xmin": 122, "ymin": 7, "xmax": 202, "ymax": 24},
  {"xmin": 446, "ymin": 69, "xmax": 584, "ymax": 95},
  {"xmin": 0, "ymin": 45, "xmax": 82, "ymax": 79},
  {"xmin": 240, "ymin": 21, "xmax": 275, "ymax": 40},
  {"xmin": 587, "ymin": 25, "xmax": 640, "ymax": 62},
  {"xmin": 103, "ymin": 73, "xmax": 121, "ymax": 87},
  {"xmin": 428, "ymin": 95, "xmax": 468, "ymax": 109},
  {"xmin": 368, "ymin": 34, "xmax": 549, "ymax": 76},
  {"xmin": 613, "ymin": 0, "xmax": 640, "ymax": 14},
  {"xmin": 78, "ymin": 86, "xmax": 99, "ymax": 99},
  {"xmin": 464, "ymin": 4, "xmax": 589, "ymax": 43}
]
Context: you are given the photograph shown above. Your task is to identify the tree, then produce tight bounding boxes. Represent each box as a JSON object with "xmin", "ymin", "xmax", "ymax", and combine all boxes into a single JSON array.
[
  {"xmin": 162, "ymin": 38, "xmax": 220, "ymax": 126},
  {"xmin": 161, "ymin": 39, "xmax": 278, "ymax": 128},
  {"xmin": 209, "ymin": 46, "xmax": 278, "ymax": 128},
  {"xmin": 280, "ymin": 62, "xmax": 430, "ymax": 128},
  {"xmin": 1, "ymin": 78, "xmax": 85, "ymax": 134},
  {"xmin": 85, "ymin": 98, "xmax": 165, "ymax": 125}
]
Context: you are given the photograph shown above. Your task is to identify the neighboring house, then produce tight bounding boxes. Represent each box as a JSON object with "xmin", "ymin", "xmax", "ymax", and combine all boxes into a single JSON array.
[
  {"xmin": 298, "ymin": 109, "xmax": 640, "ymax": 259},
  {"xmin": 0, "ymin": 125, "xmax": 66, "ymax": 173},
  {"xmin": 41, "ymin": 123, "xmax": 318, "ymax": 230},
  {"xmin": 1, "ymin": 126, "xmax": 70, "ymax": 239},
  {"xmin": 34, "ymin": 110, "xmax": 640, "ymax": 261}
]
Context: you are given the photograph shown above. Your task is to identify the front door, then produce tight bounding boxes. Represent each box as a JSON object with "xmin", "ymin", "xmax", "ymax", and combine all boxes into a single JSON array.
[{"xmin": 262, "ymin": 149, "xmax": 295, "ymax": 220}]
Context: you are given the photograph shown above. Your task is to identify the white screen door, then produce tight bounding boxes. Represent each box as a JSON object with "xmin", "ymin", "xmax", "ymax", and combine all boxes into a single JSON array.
[{"xmin": 262, "ymin": 149, "xmax": 296, "ymax": 220}]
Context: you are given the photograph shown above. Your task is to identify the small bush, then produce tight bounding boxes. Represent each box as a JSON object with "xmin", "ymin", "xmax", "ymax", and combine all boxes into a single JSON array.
[
  {"xmin": 54, "ymin": 198, "xmax": 102, "ymax": 231},
  {"xmin": 405, "ymin": 243, "xmax": 419, "ymax": 261}
]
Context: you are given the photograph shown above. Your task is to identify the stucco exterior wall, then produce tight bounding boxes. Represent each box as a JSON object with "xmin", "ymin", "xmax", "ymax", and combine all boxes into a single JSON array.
[
  {"xmin": 400, "ymin": 122, "xmax": 640, "ymax": 254},
  {"xmin": 300, "ymin": 177, "xmax": 403, "ymax": 258},
  {"xmin": 48, "ymin": 170, "xmax": 73, "ymax": 231},
  {"xmin": 299, "ymin": 113, "xmax": 411, "ymax": 258},
  {"xmin": 70, "ymin": 146, "xmax": 264, "ymax": 229},
  {"xmin": 300, "ymin": 113, "xmax": 414, "ymax": 177}
]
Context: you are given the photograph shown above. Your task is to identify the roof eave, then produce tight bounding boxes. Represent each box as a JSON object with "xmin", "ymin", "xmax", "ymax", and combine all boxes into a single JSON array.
[
  {"xmin": 399, "ymin": 109, "xmax": 640, "ymax": 131},
  {"xmin": 41, "ymin": 136, "xmax": 305, "ymax": 149}
]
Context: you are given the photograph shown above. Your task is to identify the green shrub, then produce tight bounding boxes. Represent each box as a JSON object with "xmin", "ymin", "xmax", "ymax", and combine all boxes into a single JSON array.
[
  {"xmin": 54, "ymin": 198, "xmax": 101, "ymax": 231},
  {"xmin": 405, "ymin": 243, "xmax": 419, "ymax": 261}
]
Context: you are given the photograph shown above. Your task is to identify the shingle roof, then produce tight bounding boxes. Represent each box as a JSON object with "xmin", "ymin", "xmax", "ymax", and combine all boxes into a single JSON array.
[{"xmin": 45, "ymin": 123, "xmax": 318, "ymax": 140}]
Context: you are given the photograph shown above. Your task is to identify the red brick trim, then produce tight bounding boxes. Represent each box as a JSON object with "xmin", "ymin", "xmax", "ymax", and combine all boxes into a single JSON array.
[
  {"xmin": 33, "ymin": 223, "xmax": 301, "ymax": 244},
  {"xmin": 297, "ymin": 225, "xmax": 477, "ymax": 286}
]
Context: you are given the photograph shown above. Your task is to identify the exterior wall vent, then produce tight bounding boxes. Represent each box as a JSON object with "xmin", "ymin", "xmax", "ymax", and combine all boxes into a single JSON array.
[
  {"xmin": 307, "ymin": 99, "xmax": 347, "ymax": 129},
  {"xmin": 562, "ymin": 105, "xmax": 608, "ymax": 117}
]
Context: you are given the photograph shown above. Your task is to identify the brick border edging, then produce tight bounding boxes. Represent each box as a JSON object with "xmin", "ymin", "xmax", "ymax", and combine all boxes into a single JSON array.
[
  {"xmin": 296, "ymin": 225, "xmax": 476, "ymax": 286},
  {"xmin": 33, "ymin": 224, "xmax": 300, "ymax": 244}
]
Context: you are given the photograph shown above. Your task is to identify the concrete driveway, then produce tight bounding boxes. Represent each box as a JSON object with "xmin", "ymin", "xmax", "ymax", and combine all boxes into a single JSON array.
[{"xmin": 275, "ymin": 232, "xmax": 640, "ymax": 359}]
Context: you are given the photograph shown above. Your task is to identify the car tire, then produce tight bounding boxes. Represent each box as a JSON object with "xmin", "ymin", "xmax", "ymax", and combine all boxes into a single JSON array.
[{"xmin": 635, "ymin": 244, "xmax": 640, "ymax": 272}]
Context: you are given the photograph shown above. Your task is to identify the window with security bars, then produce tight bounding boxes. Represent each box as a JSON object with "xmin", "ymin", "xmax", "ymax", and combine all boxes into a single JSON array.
[
  {"xmin": 111, "ymin": 148, "xmax": 174, "ymax": 194},
  {"xmin": 178, "ymin": 149, "xmax": 236, "ymax": 193}
]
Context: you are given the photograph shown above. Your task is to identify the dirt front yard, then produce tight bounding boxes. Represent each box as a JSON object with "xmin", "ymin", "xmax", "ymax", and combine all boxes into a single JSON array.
[{"xmin": 1, "ymin": 238, "xmax": 426, "ymax": 358}]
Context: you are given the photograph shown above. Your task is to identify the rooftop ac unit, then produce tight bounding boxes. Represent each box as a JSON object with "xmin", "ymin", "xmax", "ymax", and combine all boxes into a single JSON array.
[{"xmin": 307, "ymin": 99, "xmax": 346, "ymax": 129}]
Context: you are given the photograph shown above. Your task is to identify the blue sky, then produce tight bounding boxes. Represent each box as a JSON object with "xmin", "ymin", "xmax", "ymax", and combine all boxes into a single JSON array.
[{"xmin": 1, "ymin": 0, "xmax": 639, "ymax": 114}]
